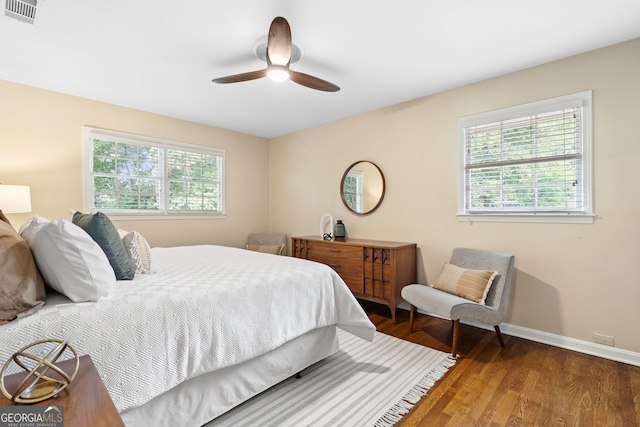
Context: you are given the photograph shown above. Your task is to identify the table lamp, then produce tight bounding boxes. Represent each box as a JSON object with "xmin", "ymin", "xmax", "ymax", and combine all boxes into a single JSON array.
[{"xmin": 0, "ymin": 184, "xmax": 32, "ymax": 226}]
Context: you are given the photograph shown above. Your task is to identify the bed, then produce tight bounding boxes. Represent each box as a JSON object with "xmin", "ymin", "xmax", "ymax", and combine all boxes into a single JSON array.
[{"xmin": 0, "ymin": 242, "xmax": 376, "ymax": 426}]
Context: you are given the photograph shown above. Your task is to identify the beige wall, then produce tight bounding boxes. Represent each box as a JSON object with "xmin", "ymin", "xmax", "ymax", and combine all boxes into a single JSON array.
[
  {"xmin": 1, "ymin": 39, "xmax": 638, "ymax": 354},
  {"xmin": 270, "ymin": 38, "xmax": 640, "ymax": 353},
  {"xmin": 0, "ymin": 80, "xmax": 270, "ymax": 248}
]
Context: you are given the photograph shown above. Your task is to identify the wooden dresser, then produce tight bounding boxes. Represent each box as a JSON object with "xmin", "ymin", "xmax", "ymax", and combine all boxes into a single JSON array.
[{"xmin": 292, "ymin": 236, "xmax": 416, "ymax": 322}]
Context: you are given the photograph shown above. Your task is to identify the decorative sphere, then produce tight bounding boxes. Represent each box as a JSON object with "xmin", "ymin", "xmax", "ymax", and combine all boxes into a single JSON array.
[{"xmin": 0, "ymin": 339, "xmax": 78, "ymax": 404}]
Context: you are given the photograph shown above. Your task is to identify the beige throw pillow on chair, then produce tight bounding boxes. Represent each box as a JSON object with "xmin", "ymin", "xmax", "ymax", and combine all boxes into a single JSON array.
[{"xmin": 431, "ymin": 263, "xmax": 498, "ymax": 305}]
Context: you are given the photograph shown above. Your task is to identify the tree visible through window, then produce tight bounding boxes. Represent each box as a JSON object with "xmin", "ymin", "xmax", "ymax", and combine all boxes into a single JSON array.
[
  {"xmin": 84, "ymin": 128, "xmax": 224, "ymax": 216},
  {"xmin": 343, "ymin": 170, "xmax": 363, "ymax": 212},
  {"xmin": 458, "ymin": 91, "xmax": 593, "ymax": 223},
  {"xmin": 166, "ymin": 149, "xmax": 221, "ymax": 211}
]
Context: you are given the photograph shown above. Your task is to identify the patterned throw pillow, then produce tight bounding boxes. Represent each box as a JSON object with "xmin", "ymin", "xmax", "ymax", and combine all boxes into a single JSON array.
[
  {"xmin": 431, "ymin": 263, "xmax": 498, "ymax": 305},
  {"xmin": 118, "ymin": 229, "xmax": 153, "ymax": 274}
]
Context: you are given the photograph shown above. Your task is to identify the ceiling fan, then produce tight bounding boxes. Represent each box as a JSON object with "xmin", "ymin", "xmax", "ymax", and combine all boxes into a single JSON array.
[{"xmin": 212, "ymin": 17, "xmax": 340, "ymax": 92}]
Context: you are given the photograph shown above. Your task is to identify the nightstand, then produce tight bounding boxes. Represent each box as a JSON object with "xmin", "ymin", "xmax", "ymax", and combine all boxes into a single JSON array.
[{"xmin": 0, "ymin": 355, "xmax": 124, "ymax": 427}]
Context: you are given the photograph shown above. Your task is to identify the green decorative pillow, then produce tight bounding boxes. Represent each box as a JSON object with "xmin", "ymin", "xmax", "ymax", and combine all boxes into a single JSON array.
[
  {"xmin": 431, "ymin": 263, "xmax": 498, "ymax": 304},
  {"xmin": 72, "ymin": 211, "xmax": 134, "ymax": 280},
  {"xmin": 246, "ymin": 244, "xmax": 284, "ymax": 255}
]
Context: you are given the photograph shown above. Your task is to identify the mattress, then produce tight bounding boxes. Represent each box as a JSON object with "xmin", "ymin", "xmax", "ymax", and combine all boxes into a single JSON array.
[{"xmin": 0, "ymin": 245, "xmax": 375, "ymax": 413}]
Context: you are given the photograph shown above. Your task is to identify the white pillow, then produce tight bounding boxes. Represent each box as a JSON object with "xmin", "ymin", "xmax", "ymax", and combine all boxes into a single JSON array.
[
  {"xmin": 118, "ymin": 229, "xmax": 153, "ymax": 274},
  {"xmin": 18, "ymin": 214, "xmax": 49, "ymax": 235},
  {"xmin": 20, "ymin": 216, "xmax": 116, "ymax": 302}
]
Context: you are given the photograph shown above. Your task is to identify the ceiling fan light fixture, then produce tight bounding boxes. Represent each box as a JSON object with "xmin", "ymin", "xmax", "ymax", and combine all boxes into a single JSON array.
[
  {"xmin": 267, "ymin": 66, "xmax": 289, "ymax": 82},
  {"xmin": 212, "ymin": 17, "xmax": 340, "ymax": 92},
  {"xmin": 253, "ymin": 36, "xmax": 303, "ymax": 64}
]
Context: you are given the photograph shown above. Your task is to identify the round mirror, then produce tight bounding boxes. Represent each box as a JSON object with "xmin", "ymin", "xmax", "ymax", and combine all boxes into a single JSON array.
[{"xmin": 340, "ymin": 161, "xmax": 386, "ymax": 215}]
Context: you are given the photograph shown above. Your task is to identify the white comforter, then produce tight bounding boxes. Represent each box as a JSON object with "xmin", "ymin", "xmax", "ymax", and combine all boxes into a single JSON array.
[{"xmin": 0, "ymin": 245, "xmax": 375, "ymax": 412}]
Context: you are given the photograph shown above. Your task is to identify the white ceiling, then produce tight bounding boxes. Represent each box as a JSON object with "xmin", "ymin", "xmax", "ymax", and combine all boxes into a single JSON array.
[{"xmin": 2, "ymin": 0, "xmax": 639, "ymax": 138}]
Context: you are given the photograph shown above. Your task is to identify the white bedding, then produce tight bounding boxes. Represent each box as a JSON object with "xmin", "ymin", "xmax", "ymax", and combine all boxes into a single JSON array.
[{"xmin": 0, "ymin": 245, "xmax": 375, "ymax": 413}]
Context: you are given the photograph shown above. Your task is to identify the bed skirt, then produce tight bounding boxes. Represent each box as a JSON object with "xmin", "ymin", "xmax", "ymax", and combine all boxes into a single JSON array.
[{"xmin": 120, "ymin": 325, "xmax": 339, "ymax": 427}]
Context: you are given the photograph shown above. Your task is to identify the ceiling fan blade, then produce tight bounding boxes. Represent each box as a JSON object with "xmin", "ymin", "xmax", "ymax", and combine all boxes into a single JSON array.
[
  {"xmin": 212, "ymin": 69, "xmax": 268, "ymax": 84},
  {"xmin": 289, "ymin": 70, "xmax": 340, "ymax": 92},
  {"xmin": 267, "ymin": 17, "xmax": 292, "ymax": 66}
]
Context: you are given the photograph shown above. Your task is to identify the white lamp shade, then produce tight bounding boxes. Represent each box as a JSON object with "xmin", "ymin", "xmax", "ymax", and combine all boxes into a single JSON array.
[{"xmin": 0, "ymin": 185, "xmax": 32, "ymax": 213}]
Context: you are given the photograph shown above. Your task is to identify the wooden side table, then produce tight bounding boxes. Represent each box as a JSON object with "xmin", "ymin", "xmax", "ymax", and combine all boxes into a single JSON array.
[{"xmin": 0, "ymin": 355, "xmax": 124, "ymax": 427}]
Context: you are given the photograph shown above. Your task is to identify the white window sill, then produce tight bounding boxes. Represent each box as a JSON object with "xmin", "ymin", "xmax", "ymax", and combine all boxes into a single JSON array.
[
  {"xmin": 98, "ymin": 212, "xmax": 227, "ymax": 221},
  {"xmin": 457, "ymin": 213, "xmax": 595, "ymax": 224}
]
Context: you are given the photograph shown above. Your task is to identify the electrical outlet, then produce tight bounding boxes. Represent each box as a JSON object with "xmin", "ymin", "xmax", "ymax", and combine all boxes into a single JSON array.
[{"xmin": 593, "ymin": 333, "xmax": 615, "ymax": 346}]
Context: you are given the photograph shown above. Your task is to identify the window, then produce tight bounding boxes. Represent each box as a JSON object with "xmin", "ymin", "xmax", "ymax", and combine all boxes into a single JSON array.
[
  {"xmin": 83, "ymin": 127, "xmax": 225, "ymax": 218},
  {"xmin": 458, "ymin": 91, "xmax": 593, "ymax": 223},
  {"xmin": 343, "ymin": 169, "xmax": 364, "ymax": 212}
]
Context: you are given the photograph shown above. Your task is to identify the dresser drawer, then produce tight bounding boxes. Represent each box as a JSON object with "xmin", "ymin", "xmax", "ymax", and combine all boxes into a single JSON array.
[
  {"xmin": 315, "ymin": 256, "xmax": 362, "ymax": 276},
  {"xmin": 311, "ymin": 242, "xmax": 362, "ymax": 260},
  {"xmin": 292, "ymin": 236, "xmax": 416, "ymax": 324},
  {"xmin": 308, "ymin": 255, "xmax": 364, "ymax": 294},
  {"xmin": 318, "ymin": 259, "xmax": 363, "ymax": 294},
  {"xmin": 341, "ymin": 274, "xmax": 364, "ymax": 294}
]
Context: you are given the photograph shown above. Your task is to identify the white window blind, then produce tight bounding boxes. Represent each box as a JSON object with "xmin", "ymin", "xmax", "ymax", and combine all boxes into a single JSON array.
[
  {"xmin": 83, "ymin": 127, "xmax": 225, "ymax": 217},
  {"xmin": 458, "ymin": 91, "xmax": 593, "ymax": 223}
]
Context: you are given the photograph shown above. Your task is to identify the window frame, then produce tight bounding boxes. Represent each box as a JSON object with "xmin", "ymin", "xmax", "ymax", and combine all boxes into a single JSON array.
[
  {"xmin": 457, "ymin": 91, "xmax": 594, "ymax": 224},
  {"xmin": 82, "ymin": 127, "xmax": 226, "ymax": 220},
  {"xmin": 343, "ymin": 169, "xmax": 364, "ymax": 213}
]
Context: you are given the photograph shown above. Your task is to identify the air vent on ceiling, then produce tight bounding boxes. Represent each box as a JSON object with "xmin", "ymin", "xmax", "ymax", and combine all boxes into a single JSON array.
[{"xmin": 5, "ymin": 0, "xmax": 37, "ymax": 24}]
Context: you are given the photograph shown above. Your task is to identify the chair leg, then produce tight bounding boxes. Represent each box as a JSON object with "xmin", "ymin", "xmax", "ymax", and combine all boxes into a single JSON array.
[
  {"xmin": 409, "ymin": 304, "xmax": 416, "ymax": 333},
  {"xmin": 452, "ymin": 319, "xmax": 460, "ymax": 357},
  {"xmin": 494, "ymin": 325, "xmax": 506, "ymax": 348}
]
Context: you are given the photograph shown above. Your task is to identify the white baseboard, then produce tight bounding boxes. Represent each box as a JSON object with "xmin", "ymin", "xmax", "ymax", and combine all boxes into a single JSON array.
[
  {"xmin": 470, "ymin": 319, "xmax": 640, "ymax": 367},
  {"xmin": 398, "ymin": 303, "xmax": 640, "ymax": 367}
]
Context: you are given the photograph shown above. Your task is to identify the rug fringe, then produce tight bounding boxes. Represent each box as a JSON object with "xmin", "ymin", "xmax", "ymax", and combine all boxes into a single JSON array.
[{"xmin": 373, "ymin": 356, "xmax": 456, "ymax": 427}]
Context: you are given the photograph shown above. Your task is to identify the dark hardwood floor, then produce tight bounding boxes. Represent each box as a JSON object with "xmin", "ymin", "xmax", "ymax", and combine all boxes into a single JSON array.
[{"xmin": 362, "ymin": 301, "xmax": 640, "ymax": 427}]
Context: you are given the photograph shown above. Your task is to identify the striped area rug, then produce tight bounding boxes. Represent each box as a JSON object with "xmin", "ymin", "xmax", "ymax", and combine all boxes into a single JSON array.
[{"xmin": 207, "ymin": 330, "xmax": 456, "ymax": 427}]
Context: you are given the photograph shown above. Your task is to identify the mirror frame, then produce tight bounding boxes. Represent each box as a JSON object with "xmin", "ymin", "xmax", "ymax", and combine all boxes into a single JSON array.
[{"xmin": 340, "ymin": 161, "xmax": 386, "ymax": 215}]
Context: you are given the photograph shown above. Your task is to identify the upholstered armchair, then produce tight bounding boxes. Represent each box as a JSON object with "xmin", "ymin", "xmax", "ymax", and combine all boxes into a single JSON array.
[
  {"xmin": 401, "ymin": 248, "xmax": 515, "ymax": 357},
  {"xmin": 246, "ymin": 233, "xmax": 287, "ymax": 255}
]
